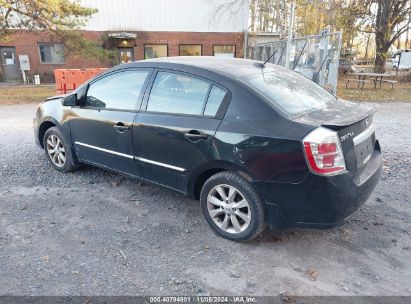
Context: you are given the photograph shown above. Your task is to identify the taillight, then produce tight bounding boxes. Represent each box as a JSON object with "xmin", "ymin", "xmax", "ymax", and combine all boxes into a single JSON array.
[{"xmin": 303, "ymin": 127, "xmax": 346, "ymax": 175}]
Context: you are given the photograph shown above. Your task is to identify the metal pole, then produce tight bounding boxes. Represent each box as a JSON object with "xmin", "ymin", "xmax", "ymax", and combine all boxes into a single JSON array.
[
  {"xmin": 243, "ymin": 0, "xmax": 249, "ymax": 59},
  {"xmin": 285, "ymin": 1, "xmax": 295, "ymax": 69}
]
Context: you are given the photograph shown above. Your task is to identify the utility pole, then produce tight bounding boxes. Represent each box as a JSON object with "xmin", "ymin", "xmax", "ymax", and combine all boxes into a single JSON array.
[
  {"xmin": 243, "ymin": 0, "xmax": 249, "ymax": 59},
  {"xmin": 285, "ymin": 1, "xmax": 295, "ymax": 69}
]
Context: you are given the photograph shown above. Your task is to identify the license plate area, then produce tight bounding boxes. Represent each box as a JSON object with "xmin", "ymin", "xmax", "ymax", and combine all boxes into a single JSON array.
[
  {"xmin": 354, "ymin": 135, "xmax": 374, "ymax": 167},
  {"xmin": 353, "ymin": 124, "xmax": 375, "ymax": 168}
]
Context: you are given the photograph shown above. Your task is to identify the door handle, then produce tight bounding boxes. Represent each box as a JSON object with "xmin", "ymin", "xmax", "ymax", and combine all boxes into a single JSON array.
[
  {"xmin": 113, "ymin": 122, "xmax": 130, "ymax": 132},
  {"xmin": 185, "ymin": 130, "xmax": 208, "ymax": 141}
]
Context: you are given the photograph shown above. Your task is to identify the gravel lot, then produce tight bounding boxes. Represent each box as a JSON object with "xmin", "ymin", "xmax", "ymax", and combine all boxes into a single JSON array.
[{"xmin": 0, "ymin": 102, "xmax": 410, "ymax": 296}]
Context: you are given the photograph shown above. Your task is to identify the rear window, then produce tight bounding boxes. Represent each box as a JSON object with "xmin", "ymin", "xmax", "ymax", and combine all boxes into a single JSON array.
[{"xmin": 246, "ymin": 69, "xmax": 336, "ymax": 117}]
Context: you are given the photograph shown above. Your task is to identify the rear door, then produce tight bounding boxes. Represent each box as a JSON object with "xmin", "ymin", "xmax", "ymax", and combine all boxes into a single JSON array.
[
  {"xmin": 132, "ymin": 70, "xmax": 230, "ymax": 192},
  {"xmin": 69, "ymin": 69, "xmax": 152, "ymax": 175}
]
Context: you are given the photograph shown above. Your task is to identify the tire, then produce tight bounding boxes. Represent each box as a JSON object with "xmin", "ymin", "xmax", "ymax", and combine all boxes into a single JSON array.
[
  {"xmin": 200, "ymin": 171, "xmax": 266, "ymax": 241},
  {"xmin": 43, "ymin": 127, "xmax": 77, "ymax": 172}
]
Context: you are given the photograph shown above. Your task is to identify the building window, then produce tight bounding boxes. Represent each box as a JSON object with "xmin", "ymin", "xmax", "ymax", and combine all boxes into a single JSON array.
[
  {"xmin": 179, "ymin": 45, "xmax": 202, "ymax": 56},
  {"xmin": 38, "ymin": 43, "xmax": 64, "ymax": 64},
  {"xmin": 213, "ymin": 45, "xmax": 236, "ymax": 57},
  {"xmin": 145, "ymin": 44, "xmax": 168, "ymax": 59}
]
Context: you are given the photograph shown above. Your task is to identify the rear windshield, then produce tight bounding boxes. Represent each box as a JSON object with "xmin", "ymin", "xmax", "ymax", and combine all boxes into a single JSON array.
[{"xmin": 246, "ymin": 69, "xmax": 336, "ymax": 117}]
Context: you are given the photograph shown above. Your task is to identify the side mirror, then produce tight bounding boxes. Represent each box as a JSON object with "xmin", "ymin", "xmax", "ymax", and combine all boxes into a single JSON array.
[
  {"xmin": 62, "ymin": 84, "xmax": 88, "ymax": 107},
  {"xmin": 63, "ymin": 94, "xmax": 77, "ymax": 106}
]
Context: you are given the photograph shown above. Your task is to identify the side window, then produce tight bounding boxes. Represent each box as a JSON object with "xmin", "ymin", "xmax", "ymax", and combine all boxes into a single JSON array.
[
  {"xmin": 204, "ymin": 85, "xmax": 227, "ymax": 116},
  {"xmin": 85, "ymin": 70, "xmax": 149, "ymax": 110},
  {"xmin": 147, "ymin": 72, "xmax": 210, "ymax": 115}
]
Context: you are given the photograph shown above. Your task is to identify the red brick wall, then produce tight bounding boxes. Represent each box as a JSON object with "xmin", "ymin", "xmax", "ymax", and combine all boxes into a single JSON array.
[{"xmin": 0, "ymin": 30, "xmax": 244, "ymax": 83}]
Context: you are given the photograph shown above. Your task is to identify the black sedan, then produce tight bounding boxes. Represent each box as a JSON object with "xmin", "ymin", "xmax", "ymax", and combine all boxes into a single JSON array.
[{"xmin": 34, "ymin": 57, "xmax": 382, "ymax": 241}]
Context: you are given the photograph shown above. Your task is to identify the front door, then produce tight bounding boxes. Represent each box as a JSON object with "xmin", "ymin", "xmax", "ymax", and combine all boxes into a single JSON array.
[
  {"xmin": 0, "ymin": 47, "xmax": 19, "ymax": 81},
  {"xmin": 69, "ymin": 69, "xmax": 152, "ymax": 175},
  {"xmin": 132, "ymin": 70, "xmax": 229, "ymax": 192},
  {"xmin": 118, "ymin": 48, "xmax": 134, "ymax": 64}
]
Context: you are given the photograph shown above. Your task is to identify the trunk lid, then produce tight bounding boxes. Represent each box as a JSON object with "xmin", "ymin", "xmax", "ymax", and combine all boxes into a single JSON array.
[
  {"xmin": 296, "ymin": 100, "xmax": 378, "ymax": 175},
  {"xmin": 295, "ymin": 100, "xmax": 377, "ymax": 128}
]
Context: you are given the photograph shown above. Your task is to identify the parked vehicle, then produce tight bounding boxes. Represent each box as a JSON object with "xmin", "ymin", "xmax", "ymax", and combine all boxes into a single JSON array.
[
  {"xmin": 34, "ymin": 57, "xmax": 382, "ymax": 241},
  {"xmin": 385, "ymin": 58, "xmax": 399, "ymax": 71},
  {"xmin": 392, "ymin": 49, "xmax": 411, "ymax": 70}
]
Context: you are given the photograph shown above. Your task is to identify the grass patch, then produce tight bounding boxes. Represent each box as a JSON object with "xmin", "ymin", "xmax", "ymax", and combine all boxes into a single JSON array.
[
  {"xmin": 337, "ymin": 79, "xmax": 411, "ymax": 102},
  {"xmin": 0, "ymin": 79, "xmax": 410, "ymax": 105},
  {"xmin": 0, "ymin": 85, "xmax": 56, "ymax": 105}
]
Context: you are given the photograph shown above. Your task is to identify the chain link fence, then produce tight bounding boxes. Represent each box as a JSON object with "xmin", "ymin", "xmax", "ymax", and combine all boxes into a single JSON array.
[{"xmin": 249, "ymin": 31, "xmax": 342, "ymax": 94}]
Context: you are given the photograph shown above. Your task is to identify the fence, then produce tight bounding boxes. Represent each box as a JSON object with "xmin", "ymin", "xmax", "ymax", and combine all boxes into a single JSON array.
[
  {"xmin": 54, "ymin": 68, "xmax": 108, "ymax": 95},
  {"xmin": 249, "ymin": 31, "xmax": 342, "ymax": 94}
]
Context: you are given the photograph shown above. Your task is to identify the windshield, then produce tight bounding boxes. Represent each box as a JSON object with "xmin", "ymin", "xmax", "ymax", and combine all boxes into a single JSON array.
[{"xmin": 246, "ymin": 68, "xmax": 337, "ymax": 117}]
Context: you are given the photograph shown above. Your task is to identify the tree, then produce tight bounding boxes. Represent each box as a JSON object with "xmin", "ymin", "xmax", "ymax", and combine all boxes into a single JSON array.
[
  {"xmin": 0, "ymin": 0, "xmax": 114, "ymax": 61},
  {"xmin": 373, "ymin": 0, "xmax": 411, "ymax": 71},
  {"xmin": 294, "ymin": 0, "xmax": 370, "ymax": 51}
]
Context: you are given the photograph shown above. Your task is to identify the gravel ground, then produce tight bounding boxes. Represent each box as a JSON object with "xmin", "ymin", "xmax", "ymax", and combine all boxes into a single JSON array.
[{"xmin": 0, "ymin": 102, "xmax": 410, "ymax": 296}]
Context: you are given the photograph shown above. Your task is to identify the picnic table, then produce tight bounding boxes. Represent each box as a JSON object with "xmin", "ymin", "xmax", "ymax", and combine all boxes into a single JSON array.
[{"xmin": 346, "ymin": 72, "xmax": 397, "ymax": 90}]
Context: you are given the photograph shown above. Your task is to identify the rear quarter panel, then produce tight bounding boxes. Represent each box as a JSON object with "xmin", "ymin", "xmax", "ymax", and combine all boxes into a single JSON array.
[{"xmin": 211, "ymin": 83, "xmax": 314, "ymax": 184}]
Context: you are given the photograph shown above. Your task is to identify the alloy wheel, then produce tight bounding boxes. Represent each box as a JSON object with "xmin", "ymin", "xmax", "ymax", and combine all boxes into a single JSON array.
[
  {"xmin": 207, "ymin": 184, "xmax": 251, "ymax": 234},
  {"xmin": 46, "ymin": 135, "xmax": 66, "ymax": 167}
]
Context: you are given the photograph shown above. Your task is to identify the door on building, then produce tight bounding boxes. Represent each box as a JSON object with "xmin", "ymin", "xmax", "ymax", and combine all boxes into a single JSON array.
[
  {"xmin": 118, "ymin": 48, "xmax": 134, "ymax": 64},
  {"xmin": 0, "ymin": 47, "xmax": 20, "ymax": 81}
]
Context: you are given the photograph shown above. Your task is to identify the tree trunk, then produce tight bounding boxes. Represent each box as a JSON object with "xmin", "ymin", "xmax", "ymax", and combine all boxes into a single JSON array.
[
  {"xmin": 374, "ymin": 0, "xmax": 390, "ymax": 72},
  {"xmin": 364, "ymin": 33, "xmax": 371, "ymax": 60},
  {"xmin": 375, "ymin": 29, "xmax": 390, "ymax": 72},
  {"xmin": 250, "ymin": 0, "xmax": 256, "ymax": 32}
]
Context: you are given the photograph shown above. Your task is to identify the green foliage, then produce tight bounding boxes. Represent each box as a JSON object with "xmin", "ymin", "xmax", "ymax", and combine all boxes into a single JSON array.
[
  {"xmin": 295, "ymin": 0, "xmax": 370, "ymax": 49},
  {"xmin": 0, "ymin": 0, "xmax": 96, "ymax": 38},
  {"xmin": 61, "ymin": 31, "xmax": 119, "ymax": 65},
  {"xmin": 0, "ymin": 0, "xmax": 114, "ymax": 63},
  {"xmin": 248, "ymin": 0, "xmax": 409, "ymax": 70}
]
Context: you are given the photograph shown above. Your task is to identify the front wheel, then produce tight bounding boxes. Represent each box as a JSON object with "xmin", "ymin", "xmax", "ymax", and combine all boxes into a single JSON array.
[
  {"xmin": 200, "ymin": 172, "xmax": 266, "ymax": 241},
  {"xmin": 43, "ymin": 127, "xmax": 77, "ymax": 172}
]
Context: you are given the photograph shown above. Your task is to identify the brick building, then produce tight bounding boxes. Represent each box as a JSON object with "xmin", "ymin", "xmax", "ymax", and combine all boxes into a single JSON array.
[{"xmin": 0, "ymin": 0, "xmax": 248, "ymax": 83}]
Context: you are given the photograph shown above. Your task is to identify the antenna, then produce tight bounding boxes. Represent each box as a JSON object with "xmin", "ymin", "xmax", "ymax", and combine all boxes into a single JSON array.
[
  {"xmin": 264, "ymin": 49, "xmax": 277, "ymax": 65},
  {"xmin": 256, "ymin": 49, "xmax": 278, "ymax": 68}
]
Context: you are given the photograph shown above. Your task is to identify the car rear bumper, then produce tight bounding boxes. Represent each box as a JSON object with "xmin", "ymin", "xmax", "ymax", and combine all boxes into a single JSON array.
[{"xmin": 253, "ymin": 141, "xmax": 382, "ymax": 231}]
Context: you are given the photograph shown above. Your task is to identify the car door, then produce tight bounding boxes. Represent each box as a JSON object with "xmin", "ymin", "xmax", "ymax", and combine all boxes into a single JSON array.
[
  {"xmin": 132, "ymin": 70, "xmax": 230, "ymax": 192},
  {"xmin": 69, "ymin": 68, "xmax": 152, "ymax": 176}
]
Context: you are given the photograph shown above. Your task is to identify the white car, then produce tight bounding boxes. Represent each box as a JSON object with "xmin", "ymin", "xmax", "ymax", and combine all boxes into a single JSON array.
[{"xmin": 385, "ymin": 58, "xmax": 399, "ymax": 71}]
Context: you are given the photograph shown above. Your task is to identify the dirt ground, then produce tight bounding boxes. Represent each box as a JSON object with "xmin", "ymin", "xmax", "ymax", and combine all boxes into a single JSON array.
[
  {"xmin": 0, "ymin": 102, "xmax": 410, "ymax": 296},
  {"xmin": 337, "ymin": 79, "xmax": 411, "ymax": 102}
]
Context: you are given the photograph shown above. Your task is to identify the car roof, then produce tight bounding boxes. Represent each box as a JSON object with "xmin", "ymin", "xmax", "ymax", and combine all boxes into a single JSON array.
[{"xmin": 122, "ymin": 56, "xmax": 282, "ymax": 79}]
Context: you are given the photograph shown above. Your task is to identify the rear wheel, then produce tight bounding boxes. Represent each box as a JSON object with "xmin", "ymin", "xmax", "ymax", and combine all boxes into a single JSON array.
[
  {"xmin": 200, "ymin": 172, "xmax": 266, "ymax": 241},
  {"xmin": 43, "ymin": 127, "xmax": 76, "ymax": 172}
]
